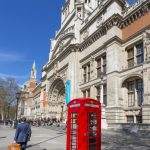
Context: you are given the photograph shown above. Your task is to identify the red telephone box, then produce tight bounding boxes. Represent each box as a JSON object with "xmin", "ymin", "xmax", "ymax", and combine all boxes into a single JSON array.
[{"xmin": 66, "ymin": 98, "xmax": 101, "ymax": 150}]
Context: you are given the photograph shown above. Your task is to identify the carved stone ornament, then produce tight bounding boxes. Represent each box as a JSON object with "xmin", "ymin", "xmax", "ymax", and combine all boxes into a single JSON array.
[
  {"xmin": 90, "ymin": 56, "xmax": 94, "ymax": 76},
  {"xmin": 97, "ymin": 0, "xmax": 103, "ymax": 7},
  {"xmin": 59, "ymin": 40, "xmax": 64, "ymax": 50},
  {"xmin": 96, "ymin": 16, "xmax": 103, "ymax": 28},
  {"xmin": 83, "ymin": 29, "xmax": 89, "ymax": 40},
  {"xmin": 143, "ymin": 29, "xmax": 150, "ymax": 60}
]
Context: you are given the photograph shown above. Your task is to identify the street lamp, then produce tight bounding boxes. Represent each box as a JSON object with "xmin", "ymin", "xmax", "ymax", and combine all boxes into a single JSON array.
[
  {"xmin": 15, "ymin": 92, "xmax": 21, "ymax": 128},
  {"xmin": 60, "ymin": 103, "xmax": 64, "ymax": 121},
  {"xmin": 100, "ymin": 72, "xmax": 104, "ymax": 104}
]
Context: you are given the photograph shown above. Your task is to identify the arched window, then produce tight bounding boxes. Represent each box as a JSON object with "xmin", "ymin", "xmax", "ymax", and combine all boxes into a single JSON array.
[{"xmin": 127, "ymin": 78, "xmax": 143, "ymax": 107}]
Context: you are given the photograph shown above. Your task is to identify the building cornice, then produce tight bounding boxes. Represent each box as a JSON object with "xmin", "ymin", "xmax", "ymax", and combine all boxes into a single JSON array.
[
  {"xmin": 79, "ymin": 1, "xmax": 150, "ymax": 51},
  {"xmin": 80, "ymin": 0, "xmax": 126, "ymax": 33},
  {"xmin": 123, "ymin": 25, "xmax": 150, "ymax": 42},
  {"xmin": 43, "ymin": 44, "xmax": 79, "ymax": 72},
  {"xmin": 80, "ymin": 14, "xmax": 123, "ymax": 51},
  {"xmin": 47, "ymin": 63, "xmax": 68, "ymax": 81},
  {"xmin": 121, "ymin": 0, "xmax": 150, "ymax": 29}
]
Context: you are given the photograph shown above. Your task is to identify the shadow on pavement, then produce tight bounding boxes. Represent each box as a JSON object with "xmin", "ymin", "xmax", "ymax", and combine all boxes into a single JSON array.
[
  {"xmin": 26, "ymin": 133, "xmax": 65, "ymax": 149},
  {"xmin": 0, "ymin": 136, "xmax": 7, "ymax": 139}
]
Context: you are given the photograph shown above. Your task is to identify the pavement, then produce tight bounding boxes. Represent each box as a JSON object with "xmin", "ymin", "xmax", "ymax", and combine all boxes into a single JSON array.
[
  {"xmin": 1, "ymin": 124, "xmax": 150, "ymax": 150},
  {"xmin": 102, "ymin": 129, "xmax": 150, "ymax": 150},
  {"xmin": 0, "ymin": 125, "xmax": 66, "ymax": 150}
]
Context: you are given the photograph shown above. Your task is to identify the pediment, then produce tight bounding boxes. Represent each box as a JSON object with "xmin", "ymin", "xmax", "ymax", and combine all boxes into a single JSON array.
[{"xmin": 51, "ymin": 33, "xmax": 74, "ymax": 59}]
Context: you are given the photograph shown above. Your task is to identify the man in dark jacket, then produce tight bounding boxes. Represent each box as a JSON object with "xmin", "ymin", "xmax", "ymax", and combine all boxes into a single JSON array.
[{"xmin": 14, "ymin": 117, "xmax": 32, "ymax": 150}]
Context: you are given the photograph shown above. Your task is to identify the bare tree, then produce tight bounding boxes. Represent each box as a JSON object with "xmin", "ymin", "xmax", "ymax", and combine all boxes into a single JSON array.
[
  {"xmin": 0, "ymin": 77, "xmax": 20, "ymax": 120},
  {"xmin": 0, "ymin": 85, "xmax": 7, "ymax": 120}
]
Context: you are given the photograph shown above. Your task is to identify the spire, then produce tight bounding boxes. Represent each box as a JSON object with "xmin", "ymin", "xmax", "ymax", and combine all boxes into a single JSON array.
[{"xmin": 30, "ymin": 61, "xmax": 36, "ymax": 79}]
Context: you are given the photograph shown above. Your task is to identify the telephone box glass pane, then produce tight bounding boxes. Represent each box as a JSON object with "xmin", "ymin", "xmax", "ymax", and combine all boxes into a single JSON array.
[
  {"xmin": 89, "ymin": 113, "xmax": 97, "ymax": 150},
  {"xmin": 70, "ymin": 112, "xmax": 78, "ymax": 150}
]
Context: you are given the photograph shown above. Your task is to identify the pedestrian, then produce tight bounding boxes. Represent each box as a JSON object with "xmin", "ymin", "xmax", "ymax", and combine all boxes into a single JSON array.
[{"xmin": 14, "ymin": 117, "xmax": 32, "ymax": 150}]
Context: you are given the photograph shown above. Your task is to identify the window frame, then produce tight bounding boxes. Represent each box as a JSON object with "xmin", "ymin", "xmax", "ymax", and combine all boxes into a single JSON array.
[
  {"xmin": 96, "ymin": 54, "xmax": 106, "ymax": 78},
  {"xmin": 127, "ymin": 79, "xmax": 143, "ymax": 107},
  {"xmin": 126, "ymin": 42, "xmax": 144, "ymax": 68}
]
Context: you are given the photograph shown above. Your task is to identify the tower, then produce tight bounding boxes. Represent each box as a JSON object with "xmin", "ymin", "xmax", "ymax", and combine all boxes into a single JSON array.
[
  {"xmin": 30, "ymin": 61, "xmax": 36, "ymax": 79},
  {"xmin": 29, "ymin": 61, "xmax": 37, "ymax": 92}
]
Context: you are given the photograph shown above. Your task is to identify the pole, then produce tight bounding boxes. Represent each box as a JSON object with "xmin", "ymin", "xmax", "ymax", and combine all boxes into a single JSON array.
[
  {"xmin": 14, "ymin": 98, "xmax": 19, "ymax": 128},
  {"xmin": 16, "ymin": 98, "xmax": 19, "ymax": 121}
]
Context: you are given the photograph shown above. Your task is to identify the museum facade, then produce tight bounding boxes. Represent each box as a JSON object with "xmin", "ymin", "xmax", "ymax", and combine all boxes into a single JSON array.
[{"xmin": 19, "ymin": 0, "xmax": 150, "ymax": 127}]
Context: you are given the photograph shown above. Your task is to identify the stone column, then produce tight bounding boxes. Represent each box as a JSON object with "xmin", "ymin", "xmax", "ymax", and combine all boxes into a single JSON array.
[
  {"xmin": 100, "ymin": 83, "xmax": 108, "ymax": 129},
  {"xmin": 106, "ymin": 42, "xmax": 125, "ymax": 126},
  {"xmin": 100, "ymin": 83, "xmax": 104, "ymax": 104},
  {"xmin": 142, "ymin": 67, "xmax": 150, "ymax": 123},
  {"xmin": 143, "ymin": 29, "xmax": 150, "ymax": 61}
]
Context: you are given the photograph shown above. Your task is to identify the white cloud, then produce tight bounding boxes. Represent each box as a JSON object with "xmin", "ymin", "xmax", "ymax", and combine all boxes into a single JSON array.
[
  {"xmin": 0, "ymin": 52, "xmax": 26, "ymax": 62},
  {"xmin": 0, "ymin": 73, "xmax": 28, "ymax": 79}
]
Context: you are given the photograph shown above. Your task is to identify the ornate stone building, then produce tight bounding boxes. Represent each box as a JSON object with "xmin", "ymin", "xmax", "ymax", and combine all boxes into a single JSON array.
[
  {"xmin": 18, "ymin": 62, "xmax": 37, "ymax": 119},
  {"xmin": 41, "ymin": 0, "xmax": 150, "ymax": 126}
]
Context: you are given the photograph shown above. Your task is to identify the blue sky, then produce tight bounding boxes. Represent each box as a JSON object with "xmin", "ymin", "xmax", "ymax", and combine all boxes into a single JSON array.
[
  {"xmin": 127, "ymin": 0, "xmax": 137, "ymax": 4},
  {"xmin": 0, "ymin": 0, "xmax": 65, "ymax": 85},
  {"xmin": 0, "ymin": 0, "xmax": 134, "ymax": 85}
]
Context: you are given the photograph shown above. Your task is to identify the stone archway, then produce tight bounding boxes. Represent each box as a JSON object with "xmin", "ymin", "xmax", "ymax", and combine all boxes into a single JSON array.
[{"xmin": 48, "ymin": 78, "xmax": 66, "ymax": 121}]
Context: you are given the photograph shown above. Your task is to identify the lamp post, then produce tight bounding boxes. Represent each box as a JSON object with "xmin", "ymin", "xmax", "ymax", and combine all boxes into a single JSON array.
[
  {"xmin": 99, "ymin": 72, "xmax": 105, "ymax": 104},
  {"xmin": 60, "ymin": 103, "xmax": 64, "ymax": 122},
  {"xmin": 100, "ymin": 73, "xmax": 108, "ymax": 129},
  {"xmin": 15, "ymin": 92, "xmax": 21, "ymax": 128}
]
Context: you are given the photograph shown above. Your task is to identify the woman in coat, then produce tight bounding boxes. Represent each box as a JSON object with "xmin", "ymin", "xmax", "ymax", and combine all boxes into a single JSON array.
[{"xmin": 14, "ymin": 117, "xmax": 31, "ymax": 150}]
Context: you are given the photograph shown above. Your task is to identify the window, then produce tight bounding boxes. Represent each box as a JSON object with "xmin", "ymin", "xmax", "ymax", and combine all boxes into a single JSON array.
[
  {"xmin": 83, "ymin": 91, "xmax": 86, "ymax": 97},
  {"xmin": 126, "ymin": 42, "xmax": 144, "ymax": 68},
  {"xmin": 136, "ymin": 115, "xmax": 142, "ymax": 123},
  {"xmin": 103, "ymin": 84, "xmax": 107, "ymax": 106},
  {"xmin": 87, "ymin": 64, "xmax": 90, "ymax": 82},
  {"xmin": 85, "ymin": 0, "xmax": 90, "ymax": 3},
  {"xmin": 83, "ymin": 64, "xmax": 90, "ymax": 83},
  {"xmin": 127, "ymin": 48, "xmax": 134, "ymax": 68},
  {"xmin": 87, "ymin": 89, "xmax": 90, "ymax": 97},
  {"xmin": 136, "ymin": 79, "xmax": 143, "ymax": 106},
  {"xmin": 127, "ymin": 116, "xmax": 134, "ymax": 123},
  {"xmin": 82, "ymin": 89, "xmax": 90, "ymax": 98},
  {"xmin": 97, "ymin": 59, "xmax": 101, "ymax": 78},
  {"xmin": 96, "ymin": 86, "xmax": 100, "ymax": 101},
  {"xmin": 103, "ymin": 56, "xmax": 106, "ymax": 75},
  {"xmin": 128, "ymin": 81, "xmax": 135, "ymax": 107},
  {"xmin": 136, "ymin": 43, "xmax": 144, "ymax": 64},
  {"xmin": 127, "ymin": 79, "xmax": 143, "ymax": 107},
  {"xmin": 96, "ymin": 54, "xmax": 106, "ymax": 78},
  {"xmin": 95, "ymin": 84, "xmax": 107, "ymax": 106},
  {"xmin": 83, "ymin": 67, "xmax": 87, "ymax": 83}
]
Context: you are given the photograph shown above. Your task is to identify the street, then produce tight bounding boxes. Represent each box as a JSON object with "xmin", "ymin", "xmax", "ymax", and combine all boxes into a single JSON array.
[{"xmin": 1, "ymin": 125, "xmax": 150, "ymax": 150}]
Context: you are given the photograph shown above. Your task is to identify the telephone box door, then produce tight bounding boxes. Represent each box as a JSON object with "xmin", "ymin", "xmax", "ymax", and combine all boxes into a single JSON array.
[
  {"xmin": 67, "ymin": 107, "xmax": 79, "ymax": 150},
  {"xmin": 87, "ymin": 111, "xmax": 101, "ymax": 150}
]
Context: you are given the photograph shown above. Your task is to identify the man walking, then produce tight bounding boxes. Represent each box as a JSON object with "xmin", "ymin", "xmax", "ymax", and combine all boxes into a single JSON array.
[{"xmin": 14, "ymin": 117, "xmax": 31, "ymax": 150}]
